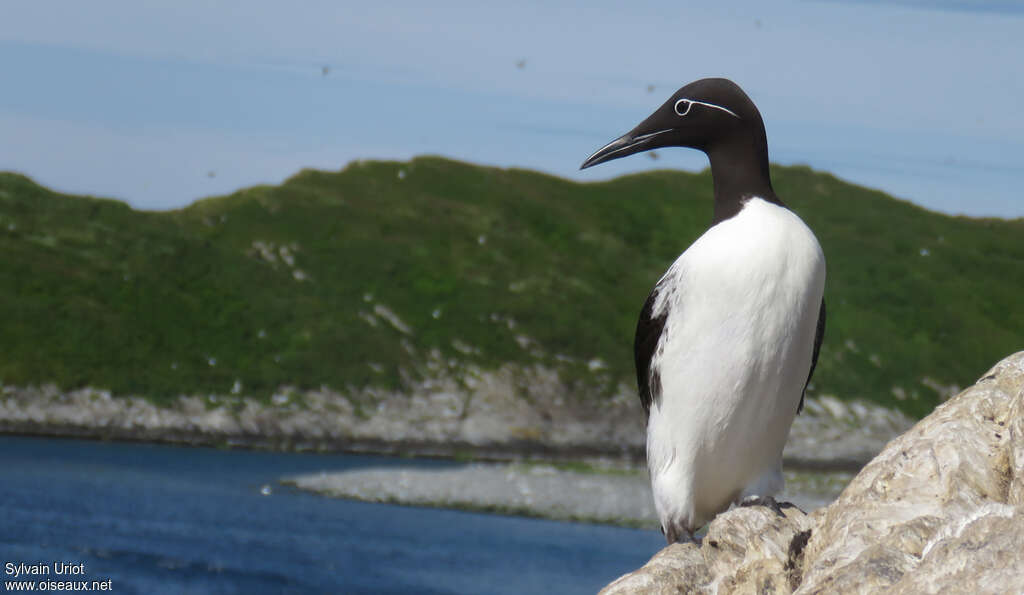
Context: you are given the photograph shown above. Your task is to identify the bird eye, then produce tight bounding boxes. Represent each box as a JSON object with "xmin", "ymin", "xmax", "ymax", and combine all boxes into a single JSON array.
[{"xmin": 674, "ymin": 99, "xmax": 693, "ymax": 116}]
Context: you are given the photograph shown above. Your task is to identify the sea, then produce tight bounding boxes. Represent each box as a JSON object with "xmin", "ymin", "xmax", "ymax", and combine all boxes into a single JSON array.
[{"xmin": 0, "ymin": 435, "xmax": 663, "ymax": 594}]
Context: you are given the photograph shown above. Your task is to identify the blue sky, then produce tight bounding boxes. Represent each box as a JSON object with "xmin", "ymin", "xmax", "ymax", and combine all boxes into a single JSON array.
[{"xmin": 1, "ymin": 1, "xmax": 1021, "ymax": 217}]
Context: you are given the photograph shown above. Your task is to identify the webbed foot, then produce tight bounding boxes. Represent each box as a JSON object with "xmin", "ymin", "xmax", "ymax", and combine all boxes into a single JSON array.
[
  {"xmin": 663, "ymin": 523, "xmax": 698, "ymax": 545},
  {"xmin": 739, "ymin": 494, "xmax": 785, "ymax": 517}
]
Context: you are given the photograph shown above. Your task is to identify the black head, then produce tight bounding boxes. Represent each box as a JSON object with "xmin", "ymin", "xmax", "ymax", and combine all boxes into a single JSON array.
[
  {"xmin": 580, "ymin": 78, "xmax": 767, "ymax": 170},
  {"xmin": 580, "ymin": 78, "xmax": 778, "ymax": 222}
]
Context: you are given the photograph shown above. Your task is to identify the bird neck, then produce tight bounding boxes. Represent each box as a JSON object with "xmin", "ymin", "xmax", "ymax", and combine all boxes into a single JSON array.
[{"xmin": 707, "ymin": 137, "xmax": 781, "ymax": 224}]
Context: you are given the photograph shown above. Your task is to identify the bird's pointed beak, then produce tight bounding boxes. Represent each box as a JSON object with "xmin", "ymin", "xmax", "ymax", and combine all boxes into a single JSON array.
[{"xmin": 579, "ymin": 127, "xmax": 674, "ymax": 170}]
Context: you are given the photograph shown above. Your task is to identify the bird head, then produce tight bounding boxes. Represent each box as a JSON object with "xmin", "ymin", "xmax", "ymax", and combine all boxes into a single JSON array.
[{"xmin": 580, "ymin": 78, "xmax": 765, "ymax": 170}]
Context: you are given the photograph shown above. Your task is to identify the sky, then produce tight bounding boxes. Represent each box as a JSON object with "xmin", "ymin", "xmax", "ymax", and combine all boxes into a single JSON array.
[{"xmin": 0, "ymin": 1, "xmax": 1021, "ymax": 217}]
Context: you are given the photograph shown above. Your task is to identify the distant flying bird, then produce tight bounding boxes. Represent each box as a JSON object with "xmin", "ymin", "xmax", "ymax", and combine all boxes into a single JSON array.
[
  {"xmin": 322, "ymin": 65, "xmax": 330, "ymax": 76},
  {"xmin": 581, "ymin": 78, "xmax": 826, "ymax": 543},
  {"xmin": 515, "ymin": 59, "xmax": 526, "ymax": 70},
  {"xmin": 647, "ymin": 84, "xmax": 656, "ymax": 93}
]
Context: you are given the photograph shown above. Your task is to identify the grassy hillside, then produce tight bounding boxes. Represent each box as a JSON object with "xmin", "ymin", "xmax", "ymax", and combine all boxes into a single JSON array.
[{"xmin": 0, "ymin": 157, "xmax": 1021, "ymax": 417}]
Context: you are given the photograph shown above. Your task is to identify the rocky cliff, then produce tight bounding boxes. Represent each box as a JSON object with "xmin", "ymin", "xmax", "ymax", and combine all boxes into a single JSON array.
[{"xmin": 600, "ymin": 351, "xmax": 1024, "ymax": 594}]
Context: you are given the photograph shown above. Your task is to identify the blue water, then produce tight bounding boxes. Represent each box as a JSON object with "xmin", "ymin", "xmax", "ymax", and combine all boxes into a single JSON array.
[{"xmin": 0, "ymin": 436, "xmax": 662, "ymax": 594}]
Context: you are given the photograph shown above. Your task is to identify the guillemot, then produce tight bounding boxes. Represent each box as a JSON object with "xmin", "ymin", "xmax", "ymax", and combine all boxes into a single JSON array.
[{"xmin": 581, "ymin": 78, "xmax": 826, "ymax": 543}]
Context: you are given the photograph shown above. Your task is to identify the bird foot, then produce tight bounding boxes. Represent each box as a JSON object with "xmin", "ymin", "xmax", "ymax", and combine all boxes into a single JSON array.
[
  {"xmin": 739, "ymin": 495, "xmax": 785, "ymax": 517},
  {"xmin": 663, "ymin": 524, "xmax": 699, "ymax": 545}
]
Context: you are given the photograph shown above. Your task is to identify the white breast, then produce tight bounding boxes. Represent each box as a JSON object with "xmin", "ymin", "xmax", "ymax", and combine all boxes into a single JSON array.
[{"xmin": 646, "ymin": 197, "xmax": 825, "ymax": 533}]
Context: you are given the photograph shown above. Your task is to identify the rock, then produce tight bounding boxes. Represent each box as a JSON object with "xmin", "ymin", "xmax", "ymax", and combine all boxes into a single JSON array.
[
  {"xmin": 600, "ymin": 351, "xmax": 1024, "ymax": 594},
  {"xmin": 798, "ymin": 351, "xmax": 1024, "ymax": 593},
  {"xmin": 0, "ymin": 360, "xmax": 911, "ymax": 466},
  {"xmin": 601, "ymin": 544, "xmax": 710, "ymax": 594},
  {"xmin": 600, "ymin": 505, "xmax": 813, "ymax": 595}
]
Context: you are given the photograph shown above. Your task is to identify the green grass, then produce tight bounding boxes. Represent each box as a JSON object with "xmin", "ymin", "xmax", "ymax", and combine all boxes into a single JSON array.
[{"xmin": 1, "ymin": 157, "xmax": 1021, "ymax": 417}]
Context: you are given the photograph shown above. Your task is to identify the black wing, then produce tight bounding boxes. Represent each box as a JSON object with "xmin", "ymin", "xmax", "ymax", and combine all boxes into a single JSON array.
[
  {"xmin": 634, "ymin": 288, "xmax": 668, "ymax": 417},
  {"xmin": 799, "ymin": 298, "xmax": 827, "ymax": 414}
]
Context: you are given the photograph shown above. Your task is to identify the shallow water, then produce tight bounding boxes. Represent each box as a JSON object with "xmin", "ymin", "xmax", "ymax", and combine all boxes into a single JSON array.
[{"xmin": 0, "ymin": 435, "xmax": 662, "ymax": 594}]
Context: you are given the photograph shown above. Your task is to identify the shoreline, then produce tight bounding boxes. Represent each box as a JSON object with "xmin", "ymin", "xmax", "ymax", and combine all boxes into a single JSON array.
[
  {"xmin": 0, "ymin": 427, "xmax": 857, "ymax": 526},
  {"xmin": 0, "ymin": 423, "xmax": 870, "ymax": 473},
  {"xmin": 0, "ymin": 381, "xmax": 915, "ymax": 471},
  {"xmin": 283, "ymin": 463, "xmax": 855, "ymax": 528}
]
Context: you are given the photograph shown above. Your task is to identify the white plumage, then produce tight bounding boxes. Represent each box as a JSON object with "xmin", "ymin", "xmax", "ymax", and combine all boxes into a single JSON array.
[{"xmin": 645, "ymin": 197, "xmax": 825, "ymax": 537}]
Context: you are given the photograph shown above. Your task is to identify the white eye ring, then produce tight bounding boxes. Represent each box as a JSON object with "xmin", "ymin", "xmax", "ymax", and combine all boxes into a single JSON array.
[{"xmin": 672, "ymin": 97, "xmax": 741, "ymax": 119}]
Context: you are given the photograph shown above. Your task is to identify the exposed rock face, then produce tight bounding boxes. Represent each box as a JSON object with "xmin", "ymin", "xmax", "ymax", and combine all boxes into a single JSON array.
[
  {"xmin": 600, "ymin": 352, "xmax": 1024, "ymax": 594},
  {"xmin": 0, "ymin": 361, "xmax": 912, "ymax": 465},
  {"xmin": 0, "ymin": 364, "xmax": 645, "ymax": 459}
]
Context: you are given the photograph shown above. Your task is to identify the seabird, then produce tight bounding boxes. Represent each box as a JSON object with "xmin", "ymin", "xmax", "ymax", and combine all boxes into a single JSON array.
[{"xmin": 581, "ymin": 78, "xmax": 826, "ymax": 543}]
